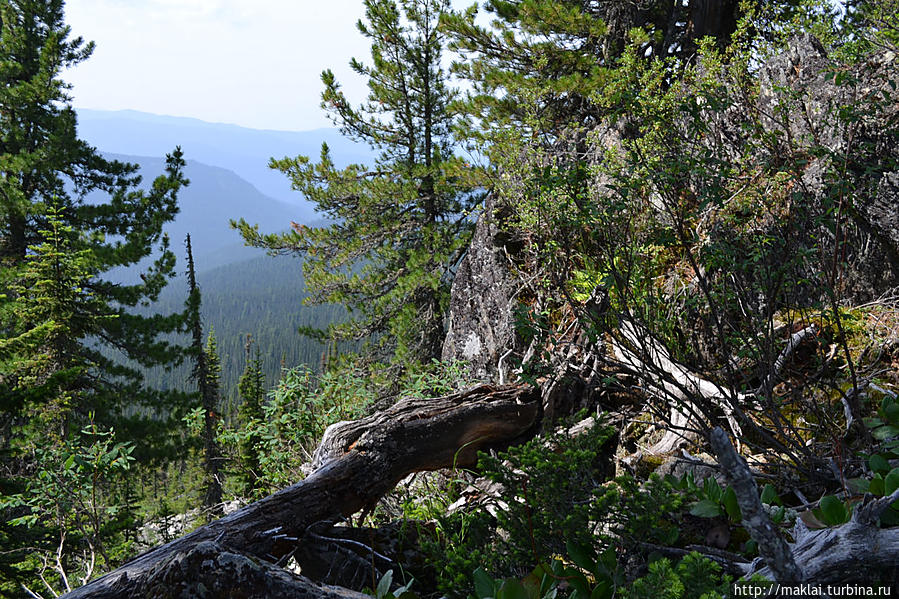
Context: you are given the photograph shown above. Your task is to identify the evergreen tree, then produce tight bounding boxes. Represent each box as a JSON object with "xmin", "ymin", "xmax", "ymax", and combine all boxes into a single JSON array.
[
  {"xmin": 0, "ymin": 204, "xmax": 134, "ymax": 595},
  {"xmin": 0, "ymin": 0, "xmax": 189, "ymax": 445},
  {"xmin": 234, "ymin": 0, "xmax": 480, "ymax": 365},
  {"xmin": 237, "ymin": 334, "xmax": 265, "ymax": 498},
  {"xmin": 0, "ymin": 3, "xmax": 188, "ymax": 590},
  {"xmin": 443, "ymin": 0, "xmax": 752, "ymax": 137},
  {"xmin": 184, "ymin": 234, "xmax": 223, "ymax": 514},
  {"xmin": 1, "ymin": 204, "xmax": 104, "ymax": 438}
]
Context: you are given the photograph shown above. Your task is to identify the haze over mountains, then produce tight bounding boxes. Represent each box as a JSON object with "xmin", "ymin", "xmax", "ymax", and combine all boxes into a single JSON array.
[
  {"xmin": 76, "ymin": 109, "xmax": 368, "ymax": 394},
  {"xmin": 77, "ymin": 108, "xmax": 372, "ymax": 216},
  {"xmin": 101, "ymin": 153, "xmax": 296, "ymax": 270},
  {"xmin": 76, "ymin": 108, "xmax": 374, "ymax": 272}
]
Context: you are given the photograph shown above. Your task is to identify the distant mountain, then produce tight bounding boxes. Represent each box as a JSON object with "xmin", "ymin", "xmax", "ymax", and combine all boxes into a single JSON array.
[
  {"xmin": 93, "ymin": 156, "xmax": 342, "ymax": 396},
  {"xmin": 77, "ymin": 109, "xmax": 373, "ymax": 220},
  {"xmin": 94, "ymin": 153, "xmax": 303, "ymax": 277},
  {"xmin": 72, "ymin": 115, "xmax": 359, "ymax": 393}
]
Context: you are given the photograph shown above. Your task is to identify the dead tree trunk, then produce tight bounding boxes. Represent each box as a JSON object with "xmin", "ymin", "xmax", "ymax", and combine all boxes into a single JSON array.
[
  {"xmin": 612, "ymin": 319, "xmax": 817, "ymax": 455},
  {"xmin": 62, "ymin": 384, "xmax": 541, "ymax": 598},
  {"xmin": 711, "ymin": 426, "xmax": 899, "ymax": 584}
]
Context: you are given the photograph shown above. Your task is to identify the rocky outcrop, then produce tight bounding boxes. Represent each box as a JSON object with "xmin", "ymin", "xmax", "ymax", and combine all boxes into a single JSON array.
[
  {"xmin": 758, "ymin": 33, "xmax": 845, "ymax": 150},
  {"xmin": 442, "ymin": 195, "xmax": 518, "ymax": 381}
]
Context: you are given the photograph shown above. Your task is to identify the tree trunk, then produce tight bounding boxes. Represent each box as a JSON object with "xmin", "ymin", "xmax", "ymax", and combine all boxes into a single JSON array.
[{"xmin": 62, "ymin": 383, "xmax": 540, "ymax": 598}]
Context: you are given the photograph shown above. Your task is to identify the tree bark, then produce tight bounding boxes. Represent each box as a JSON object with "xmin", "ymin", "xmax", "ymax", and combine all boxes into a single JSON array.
[
  {"xmin": 709, "ymin": 427, "xmax": 803, "ymax": 581},
  {"xmin": 62, "ymin": 383, "xmax": 541, "ymax": 598},
  {"xmin": 749, "ymin": 488, "xmax": 899, "ymax": 584},
  {"xmin": 712, "ymin": 426, "xmax": 899, "ymax": 585}
]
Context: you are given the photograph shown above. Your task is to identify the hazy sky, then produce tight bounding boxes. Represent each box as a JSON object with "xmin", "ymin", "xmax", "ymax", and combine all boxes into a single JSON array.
[{"xmin": 65, "ymin": 1, "xmax": 468, "ymax": 132}]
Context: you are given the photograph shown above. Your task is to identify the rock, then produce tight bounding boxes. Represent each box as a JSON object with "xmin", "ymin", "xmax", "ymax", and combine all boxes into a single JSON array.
[
  {"xmin": 442, "ymin": 195, "xmax": 517, "ymax": 381},
  {"xmin": 758, "ymin": 33, "xmax": 846, "ymax": 151},
  {"xmin": 860, "ymin": 171, "xmax": 899, "ymax": 258},
  {"xmin": 656, "ymin": 450, "xmax": 727, "ymax": 486}
]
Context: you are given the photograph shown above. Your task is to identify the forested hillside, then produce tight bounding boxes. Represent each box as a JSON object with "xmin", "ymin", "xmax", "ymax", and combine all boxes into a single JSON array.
[
  {"xmin": 94, "ymin": 154, "xmax": 300, "ymax": 275},
  {"xmin": 3, "ymin": 1, "xmax": 899, "ymax": 598},
  {"xmin": 142, "ymin": 254, "xmax": 347, "ymax": 399}
]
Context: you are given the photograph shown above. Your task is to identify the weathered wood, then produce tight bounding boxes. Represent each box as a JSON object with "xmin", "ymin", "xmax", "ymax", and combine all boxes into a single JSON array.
[
  {"xmin": 755, "ymin": 520, "xmax": 899, "ymax": 583},
  {"xmin": 745, "ymin": 488, "xmax": 899, "ymax": 583},
  {"xmin": 612, "ymin": 319, "xmax": 816, "ymax": 455},
  {"xmin": 132, "ymin": 541, "xmax": 369, "ymax": 598},
  {"xmin": 712, "ymin": 426, "xmax": 899, "ymax": 584},
  {"xmin": 709, "ymin": 427, "xmax": 803, "ymax": 581},
  {"xmin": 62, "ymin": 384, "xmax": 541, "ymax": 598},
  {"xmin": 612, "ymin": 320, "xmax": 731, "ymax": 454}
]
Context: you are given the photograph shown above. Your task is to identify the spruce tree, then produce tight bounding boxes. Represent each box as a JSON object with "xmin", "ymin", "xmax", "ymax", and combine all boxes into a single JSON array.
[
  {"xmin": 234, "ymin": 0, "xmax": 480, "ymax": 365},
  {"xmin": 0, "ymin": 204, "xmax": 135, "ymax": 595},
  {"xmin": 184, "ymin": 234, "xmax": 223, "ymax": 513},
  {"xmin": 237, "ymin": 334, "xmax": 265, "ymax": 498},
  {"xmin": 0, "ymin": 0, "xmax": 189, "ymax": 441}
]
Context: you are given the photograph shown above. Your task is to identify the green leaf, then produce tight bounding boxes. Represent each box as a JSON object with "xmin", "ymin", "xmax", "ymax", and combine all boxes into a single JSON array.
[
  {"xmin": 772, "ymin": 506, "xmax": 786, "ymax": 524},
  {"xmin": 376, "ymin": 569, "xmax": 393, "ymax": 598},
  {"xmin": 819, "ymin": 495, "xmax": 850, "ymax": 525},
  {"xmin": 497, "ymin": 579, "xmax": 528, "ymax": 599},
  {"xmin": 885, "ymin": 468, "xmax": 899, "ymax": 495},
  {"xmin": 591, "ymin": 580, "xmax": 614, "ymax": 599},
  {"xmin": 872, "ymin": 425, "xmax": 899, "ymax": 441},
  {"xmin": 704, "ymin": 477, "xmax": 723, "ymax": 503},
  {"xmin": 870, "ymin": 474, "xmax": 885, "ymax": 497},
  {"xmin": 883, "ymin": 401, "xmax": 899, "ymax": 425},
  {"xmin": 690, "ymin": 499, "xmax": 722, "ymax": 518},
  {"xmin": 473, "ymin": 567, "xmax": 496, "ymax": 599},
  {"xmin": 564, "ymin": 567, "xmax": 590, "ymax": 595},
  {"xmin": 760, "ymin": 484, "xmax": 781, "ymax": 506},
  {"xmin": 63, "ymin": 454, "xmax": 75, "ymax": 470},
  {"xmin": 866, "ymin": 417, "xmax": 885, "ymax": 429},
  {"xmin": 848, "ymin": 477, "xmax": 870, "ymax": 494},
  {"xmin": 566, "ymin": 540, "xmax": 596, "ymax": 572},
  {"xmin": 723, "ymin": 487, "xmax": 742, "ymax": 521},
  {"xmin": 870, "ymin": 454, "xmax": 891, "ymax": 475},
  {"xmin": 523, "ymin": 563, "xmax": 552, "ymax": 598},
  {"xmin": 597, "ymin": 546, "xmax": 617, "ymax": 577},
  {"xmin": 664, "ymin": 474, "xmax": 682, "ymax": 489}
]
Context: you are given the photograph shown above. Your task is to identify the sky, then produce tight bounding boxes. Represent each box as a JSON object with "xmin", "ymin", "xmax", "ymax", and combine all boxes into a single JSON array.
[{"xmin": 65, "ymin": 1, "xmax": 468, "ymax": 132}]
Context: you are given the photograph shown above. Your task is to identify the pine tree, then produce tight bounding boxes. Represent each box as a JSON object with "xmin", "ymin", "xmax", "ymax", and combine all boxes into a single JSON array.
[
  {"xmin": 184, "ymin": 234, "xmax": 223, "ymax": 514},
  {"xmin": 237, "ymin": 334, "xmax": 265, "ymax": 498},
  {"xmin": 1, "ymin": 3, "xmax": 188, "ymax": 589},
  {"xmin": 234, "ymin": 0, "xmax": 481, "ymax": 365},
  {"xmin": 0, "ymin": 0, "xmax": 189, "ymax": 444},
  {"xmin": 443, "ymin": 0, "xmax": 745, "ymax": 137}
]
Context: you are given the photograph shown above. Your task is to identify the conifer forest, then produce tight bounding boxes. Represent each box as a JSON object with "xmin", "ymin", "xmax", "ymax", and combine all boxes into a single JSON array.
[{"xmin": 2, "ymin": 0, "xmax": 899, "ymax": 597}]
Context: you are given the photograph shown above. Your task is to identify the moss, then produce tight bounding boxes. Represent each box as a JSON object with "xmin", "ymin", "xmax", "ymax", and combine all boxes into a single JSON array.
[{"xmin": 633, "ymin": 453, "xmax": 666, "ymax": 479}]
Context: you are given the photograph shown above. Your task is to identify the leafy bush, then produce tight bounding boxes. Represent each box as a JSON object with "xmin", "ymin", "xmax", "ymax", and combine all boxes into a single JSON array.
[{"xmin": 215, "ymin": 364, "xmax": 376, "ymax": 497}]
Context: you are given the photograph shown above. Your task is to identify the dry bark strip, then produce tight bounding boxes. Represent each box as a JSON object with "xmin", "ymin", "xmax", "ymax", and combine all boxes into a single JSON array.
[
  {"xmin": 709, "ymin": 427, "xmax": 803, "ymax": 581},
  {"xmin": 711, "ymin": 426, "xmax": 899, "ymax": 585},
  {"xmin": 62, "ymin": 384, "xmax": 541, "ymax": 598}
]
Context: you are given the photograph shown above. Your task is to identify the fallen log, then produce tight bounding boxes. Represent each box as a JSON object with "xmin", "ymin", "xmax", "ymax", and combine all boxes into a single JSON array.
[
  {"xmin": 62, "ymin": 383, "xmax": 541, "ymax": 598},
  {"xmin": 709, "ymin": 427, "xmax": 803, "ymax": 581},
  {"xmin": 612, "ymin": 318, "xmax": 817, "ymax": 455}
]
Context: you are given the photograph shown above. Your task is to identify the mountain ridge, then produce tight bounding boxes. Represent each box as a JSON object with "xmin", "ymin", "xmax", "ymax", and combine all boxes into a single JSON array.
[{"xmin": 77, "ymin": 108, "xmax": 374, "ymax": 215}]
